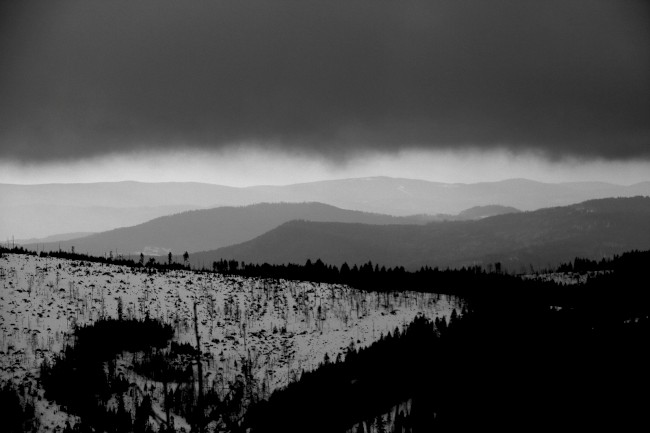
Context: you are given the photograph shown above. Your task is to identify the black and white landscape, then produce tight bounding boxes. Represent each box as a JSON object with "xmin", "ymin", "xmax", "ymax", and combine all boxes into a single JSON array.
[{"xmin": 1, "ymin": 1, "xmax": 649, "ymax": 432}]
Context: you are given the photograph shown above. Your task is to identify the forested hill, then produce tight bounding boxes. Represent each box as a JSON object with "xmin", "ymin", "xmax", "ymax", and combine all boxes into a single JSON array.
[
  {"xmin": 5, "ymin": 177, "xmax": 650, "ymax": 240},
  {"xmin": 27, "ymin": 202, "xmax": 428, "ymax": 257},
  {"xmin": 191, "ymin": 196, "xmax": 650, "ymax": 271}
]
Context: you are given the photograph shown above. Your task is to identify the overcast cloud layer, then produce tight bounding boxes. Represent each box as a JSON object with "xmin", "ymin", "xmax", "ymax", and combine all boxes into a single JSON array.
[{"xmin": 1, "ymin": 0, "xmax": 648, "ymax": 162}]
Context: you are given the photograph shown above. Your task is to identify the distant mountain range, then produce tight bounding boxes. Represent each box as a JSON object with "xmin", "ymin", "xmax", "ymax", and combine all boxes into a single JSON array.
[
  {"xmin": 14, "ymin": 232, "xmax": 96, "ymax": 245},
  {"xmin": 245, "ymin": 177, "xmax": 650, "ymax": 216},
  {"xmin": 189, "ymin": 197, "xmax": 650, "ymax": 271},
  {"xmin": 1, "ymin": 204, "xmax": 201, "ymax": 243},
  {"xmin": 23, "ymin": 202, "xmax": 429, "ymax": 256},
  {"xmin": 25, "ymin": 202, "xmax": 522, "ymax": 256},
  {"xmin": 24, "ymin": 202, "xmax": 521, "ymax": 256},
  {"xmin": 2, "ymin": 177, "xmax": 649, "ymax": 239}
]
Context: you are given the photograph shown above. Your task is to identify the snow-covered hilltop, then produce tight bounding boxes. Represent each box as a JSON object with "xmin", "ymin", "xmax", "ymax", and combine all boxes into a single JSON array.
[{"xmin": 0, "ymin": 253, "xmax": 459, "ymax": 432}]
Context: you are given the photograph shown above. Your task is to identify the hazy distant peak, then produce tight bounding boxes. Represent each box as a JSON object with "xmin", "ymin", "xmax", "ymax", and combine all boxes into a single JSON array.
[
  {"xmin": 4, "ymin": 177, "xmax": 650, "ymax": 239},
  {"xmin": 24, "ymin": 201, "xmax": 428, "ymax": 256}
]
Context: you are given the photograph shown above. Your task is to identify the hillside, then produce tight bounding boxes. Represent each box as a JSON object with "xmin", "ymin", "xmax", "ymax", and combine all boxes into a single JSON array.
[
  {"xmin": 3, "ymin": 177, "xmax": 649, "ymax": 239},
  {"xmin": 192, "ymin": 197, "xmax": 650, "ymax": 271},
  {"xmin": 0, "ymin": 253, "xmax": 457, "ymax": 432},
  {"xmin": 27, "ymin": 202, "xmax": 429, "ymax": 256}
]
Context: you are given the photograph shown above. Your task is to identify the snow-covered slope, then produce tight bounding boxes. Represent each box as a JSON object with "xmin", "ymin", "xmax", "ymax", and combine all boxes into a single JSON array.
[{"xmin": 0, "ymin": 253, "xmax": 459, "ymax": 431}]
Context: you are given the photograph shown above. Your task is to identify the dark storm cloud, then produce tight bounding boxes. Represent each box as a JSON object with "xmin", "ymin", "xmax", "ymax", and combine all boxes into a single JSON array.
[{"xmin": 0, "ymin": 0, "xmax": 648, "ymax": 162}]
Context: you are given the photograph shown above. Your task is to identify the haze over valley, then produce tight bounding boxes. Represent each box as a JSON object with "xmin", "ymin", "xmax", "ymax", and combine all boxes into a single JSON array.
[{"xmin": 3, "ymin": 177, "xmax": 649, "ymax": 241}]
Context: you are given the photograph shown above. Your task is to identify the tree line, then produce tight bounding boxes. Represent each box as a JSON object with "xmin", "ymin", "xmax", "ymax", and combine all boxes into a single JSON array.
[
  {"xmin": 0, "ymin": 245, "xmax": 192, "ymax": 273},
  {"xmin": 4, "ymin": 245, "xmax": 650, "ymax": 308}
]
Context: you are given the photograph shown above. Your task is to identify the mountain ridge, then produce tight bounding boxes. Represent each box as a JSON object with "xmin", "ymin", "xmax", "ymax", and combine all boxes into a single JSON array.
[
  {"xmin": 25, "ymin": 202, "xmax": 435, "ymax": 256},
  {"xmin": 4, "ymin": 177, "xmax": 650, "ymax": 239},
  {"xmin": 190, "ymin": 196, "xmax": 650, "ymax": 271}
]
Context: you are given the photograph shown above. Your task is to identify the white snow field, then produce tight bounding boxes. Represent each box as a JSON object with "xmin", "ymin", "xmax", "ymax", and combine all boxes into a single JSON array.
[{"xmin": 0, "ymin": 253, "xmax": 460, "ymax": 431}]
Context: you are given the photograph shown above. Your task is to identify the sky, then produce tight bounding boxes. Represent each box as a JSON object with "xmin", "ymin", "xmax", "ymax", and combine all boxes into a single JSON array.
[{"xmin": 1, "ymin": 0, "xmax": 648, "ymax": 186}]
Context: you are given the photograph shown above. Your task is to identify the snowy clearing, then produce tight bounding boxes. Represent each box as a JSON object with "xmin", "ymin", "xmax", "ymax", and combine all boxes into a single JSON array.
[{"xmin": 0, "ymin": 253, "xmax": 459, "ymax": 431}]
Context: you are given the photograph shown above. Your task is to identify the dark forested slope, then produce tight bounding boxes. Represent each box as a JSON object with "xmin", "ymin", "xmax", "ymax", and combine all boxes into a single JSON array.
[{"xmin": 193, "ymin": 197, "xmax": 650, "ymax": 270}]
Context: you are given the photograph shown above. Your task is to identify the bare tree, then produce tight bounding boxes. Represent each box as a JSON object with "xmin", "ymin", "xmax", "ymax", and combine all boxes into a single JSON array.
[{"xmin": 193, "ymin": 301, "xmax": 204, "ymax": 432}]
